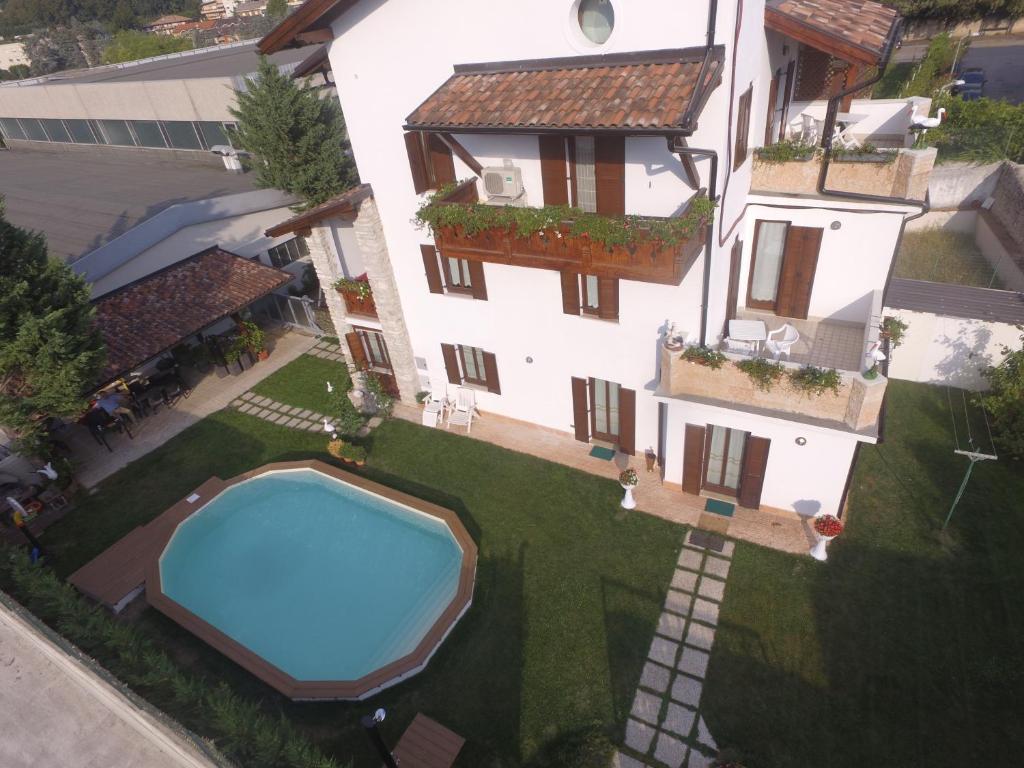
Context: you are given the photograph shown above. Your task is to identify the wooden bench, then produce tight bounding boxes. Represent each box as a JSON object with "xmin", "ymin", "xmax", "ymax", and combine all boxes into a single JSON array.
[{"xmin": 391, "ymin": 714, "xmax": 465, "ymax": 768}]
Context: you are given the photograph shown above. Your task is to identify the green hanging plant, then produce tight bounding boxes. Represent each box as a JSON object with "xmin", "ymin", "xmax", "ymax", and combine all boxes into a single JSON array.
[
  {"xmin": 787, "ymin": 365, "xmax": 842, "ymax": 397},
  {"xmin": 334, "ymin": 277, "xmax": 371, "ymax": 300},
  {"xmin": 735, "ymin": 357, "xmax": 785, "ymax": 391},
  {"xmin": 681, "ymin": 345, "xmax": 727, "ymax": 370}
]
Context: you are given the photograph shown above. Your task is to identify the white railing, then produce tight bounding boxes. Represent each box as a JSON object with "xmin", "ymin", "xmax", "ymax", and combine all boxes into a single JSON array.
[{"xmin": 784, "ymin": 96, "xmax": 932, "ymax": 148}]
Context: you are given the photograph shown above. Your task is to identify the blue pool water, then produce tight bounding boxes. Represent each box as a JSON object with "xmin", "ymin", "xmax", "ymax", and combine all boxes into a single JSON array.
[{"xmin": 159, "ymin": 469, "xmax": 464, "ymax": 681}]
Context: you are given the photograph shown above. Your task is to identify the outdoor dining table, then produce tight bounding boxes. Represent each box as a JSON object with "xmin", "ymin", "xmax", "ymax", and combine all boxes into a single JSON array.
[{"xmin": 728, "ymin": 319, "xmax": 768, "ymax": 355}]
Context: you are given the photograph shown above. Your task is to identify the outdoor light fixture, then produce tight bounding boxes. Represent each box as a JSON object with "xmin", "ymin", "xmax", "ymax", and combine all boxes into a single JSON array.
[
  {"xmin": 526, "ymin": 356, "xmax": 534, "ymax": 363},
  {"xmin": 795, "ymin": 437, "xmax": 807, "ymax": 446},
  {"xmin": 361, "ymin": 709, "xmax": 397, "ymax": 768},
  {"xmin": 830, "ymin": 221, "xmax": 842, "ymax": 230}
]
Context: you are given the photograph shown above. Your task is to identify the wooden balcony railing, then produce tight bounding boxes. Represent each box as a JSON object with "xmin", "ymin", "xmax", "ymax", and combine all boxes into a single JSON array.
[
  {"xmin": 337, "ymin": 282, "xmax": 377, "ymax": 318},
  {"xmin": 428, "ymin": 181, "xmax": 709, "ymax": 286}
]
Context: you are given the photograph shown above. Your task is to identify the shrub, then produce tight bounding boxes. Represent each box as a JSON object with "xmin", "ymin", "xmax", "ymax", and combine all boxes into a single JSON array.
[
  {"xmin": 787, "ymin": 366, "xmax": 841, "ymax": 397},
  {"xmin": 340, "ymin": 443, "xmax": 367, "ymax": 464},
  {"xmin": 923, "ymin": 93, "xmax": 1024, "ymax": 164},
  {"xmin": 881, "ymin": 316, "xmax": 909, "ymax": 349},
  {"xmin": 735, "ymin": 357, "xmax": 785, "ymax": 391},
  {"xmin": 363, "ymin": 371, "xmax": 395, "ymax": 417},
  {"xmin": 755, "ymin": 139, "xmax": 817, "ymax": 163},
  {"xmin": 682, "ymin": 346, "xmax": 727, "ymax": 370},
  {"xmin": 331, "ymin": 388, "xmax": 364, "ymax": 437},
  {"xmin": 979, "ymin": 332, "xmax": 1024, "ymax": 459},
  {"xmin": 831, "ymin": 143, "xmax": 896, "ymax": 163}
]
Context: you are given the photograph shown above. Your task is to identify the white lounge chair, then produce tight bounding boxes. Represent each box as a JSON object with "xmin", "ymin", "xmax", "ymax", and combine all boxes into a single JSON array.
[
  {"xmin": 446, "ymin": 387, "xmax": 477, "ymax": 433},
  {"xmin": 765, "ymin": 324, "xmax": 800, "ymax": 360},
  {"xmin": 421, "ymin": 381, "xmax": 448, "ymax": 428}
]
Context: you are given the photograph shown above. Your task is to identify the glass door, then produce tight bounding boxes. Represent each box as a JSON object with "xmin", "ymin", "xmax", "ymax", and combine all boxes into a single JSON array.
[
  {"xmin": 703, "ymin": 425, "xmax": 748, "ymax": 496},
  {"xmin": 589, "ymin": 377, "xmax": 620, "ymax": 442},
  {"xmin": 573, "ymin": 137, "xmax": 597, "ymax": 213},
  {"xmin": 747, "ymin": 220, "xmax": 789, "ymax": 311}
]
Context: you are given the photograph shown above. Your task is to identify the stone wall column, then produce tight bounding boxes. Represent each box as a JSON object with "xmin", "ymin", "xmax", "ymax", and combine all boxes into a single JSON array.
[
  {"xmin": 308, "ymin": 222, "xmax": 356, "ymax": 369},
  {"xmin": 352, "ymin": 198, "xmax": 420, "ymax": 402}
]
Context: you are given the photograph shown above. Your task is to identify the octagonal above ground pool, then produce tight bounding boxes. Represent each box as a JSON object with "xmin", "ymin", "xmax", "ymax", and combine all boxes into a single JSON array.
[{"xmin": 144, "ymin": 461, "xmax": 477, "ymax": 700}]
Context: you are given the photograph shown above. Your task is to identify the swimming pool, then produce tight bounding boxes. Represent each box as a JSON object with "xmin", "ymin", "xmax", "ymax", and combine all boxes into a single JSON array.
[{"xmin": 146, "ymin": 462, "xmax": 476, "ymax": 700}]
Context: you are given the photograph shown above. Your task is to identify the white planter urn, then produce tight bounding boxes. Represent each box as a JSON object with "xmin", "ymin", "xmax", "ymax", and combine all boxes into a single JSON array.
[
  {"xmin": 620, "ymin": 483, "xmax": 637, "ymax": 510},
  {"xmin": 809, "ymin": 533, "xmax": 835, "ymax": 561}
]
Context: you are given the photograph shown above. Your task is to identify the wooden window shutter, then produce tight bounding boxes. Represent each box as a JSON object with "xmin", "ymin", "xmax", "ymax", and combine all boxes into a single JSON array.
[
  {"xmin": 404, "ymin": 132, "xmax": 430, "ymax": 194},
  {"xmin": 596, "ymin": 277, "xmax": 619, "ymax": 320},
  {"xmin": 421, "ymin": 244, "xmax": 444, "ymax": 294},
  {"xmin": 765, "ymin": 72, "xmax": 780, "ymax": 146},
  {"xmin": 779, "ymin": 60, "xmax": 796, "ymax": 142},
  {"xmin": 482, "ymin": 351, "xmax": 501, "ymax": 394},
  {"xmin": 682, "ymin": 424, "xmax": 706, "ymax": 494},
  {"xmin": 571, "ymin": 377, "xmax": 589, "ymax": 442},
  {"xmin": 345, "ymin": 331, "xmax": 368, "ymax": 369},
  {"xmin": 738, "ymin": 436, "xmax": 771, "ymax": 509},
  {"xmin": 594, "ymin": 136, "xmax": 625, "ymax": 215},
  {"xmin": 440, "ymin": 343, "xmax": 461, "ymax": 385},
  {"xmin": 618, "ymin": 387, "xmax": 636, "ymax": 456},
  {"xmin": 560, "ymin": 271, "xmax": 581, "ymax": 315},
  {"xmin": 468, "ymin": 260, "xmax": 488, "ymax": 300},
  {"xmin": 725, "ymin": 239, "xmax": 742, "ymax": 327},
  {"xmin": 733, "ymin": 86, "xmax": 753, "ymax": 171},
  {"xmin": 776, "ymin": 226, "xmax": 822, "ymax": 320},
  {"xmin": 427, "ymin": 133, "xmax": 456, "ymax": 187},
  {"xmin": 539, "ymin": 135, "xmax": 569, "ymax": 205}
]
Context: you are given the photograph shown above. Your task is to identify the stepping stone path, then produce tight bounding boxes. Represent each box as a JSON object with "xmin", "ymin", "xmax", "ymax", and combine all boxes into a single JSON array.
[
  {"xmin": 231, "ymin": 391, "xmax": 327, "ymax": 432},
  {"xmin": 307, "ymin": 338, "xmax": 347, "ymax": 363},
  {"xmin": 616, "ymin": 530, "xmax": 734, "ymax": 768}
]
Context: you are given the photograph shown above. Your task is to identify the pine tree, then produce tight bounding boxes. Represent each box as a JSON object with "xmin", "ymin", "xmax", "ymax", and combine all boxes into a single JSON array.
[
  {"xmin": 0, "ymin": 202, "xmax": 106, "ymax": 455},
  {"xmin": 229, "ymin": 57, "xmax": 356, "ymax": 209}
]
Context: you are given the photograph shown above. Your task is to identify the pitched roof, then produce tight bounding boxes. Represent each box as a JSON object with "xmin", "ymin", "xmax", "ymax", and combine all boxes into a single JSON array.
[
  {"xmin": 146, "ymin": 14, "xmax": 192, "ymax": 26},
  {"xmin": 93, "ymin": 247, "xmax": 291, "ymax": 383},
  {"xmin": 405, "ymin": 48, "xmax": 724, "ymax": 134},
  {"xmin": 765, "ymin": 0, "xmax": 900, "ymax": 66},
  {"xmin": 265, "ymin": 184, "xmax": 372, "ymax": 237}
]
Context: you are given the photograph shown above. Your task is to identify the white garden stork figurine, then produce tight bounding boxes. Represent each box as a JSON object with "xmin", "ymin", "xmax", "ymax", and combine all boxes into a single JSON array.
[
  {"xmin": 909, "ymin": 104, "xmax": 946, "ymax": 145},
  {"xmin": 326, "ymin": 380, "xmax": 334, "ymax": 393},
  {"xmin": 322, "ymin": 417, "xmax": 337, "ymax": 439}
]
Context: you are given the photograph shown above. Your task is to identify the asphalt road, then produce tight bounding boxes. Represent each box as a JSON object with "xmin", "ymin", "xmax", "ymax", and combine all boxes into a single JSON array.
[{"xmin": 894, "ymin": 36, "xmax": 1024, "ymax": 104}]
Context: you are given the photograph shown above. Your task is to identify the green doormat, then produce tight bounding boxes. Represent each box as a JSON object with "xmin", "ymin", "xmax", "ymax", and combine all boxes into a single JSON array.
[
  {"xmin": 704, "ymin": 498, "xmax": 736, "ymax": 517},
  {"xmin": 589, "ymin": 446, "xmax": 616, "ymax": 460}
]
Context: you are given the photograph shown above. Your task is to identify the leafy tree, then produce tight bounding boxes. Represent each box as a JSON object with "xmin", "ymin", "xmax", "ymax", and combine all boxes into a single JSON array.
[
  {"xmin": 229, "ymin": 56, "xmax": 356, "ymax": 208},
  {"xmin": 102, "ymin": 29, "xmax": 191, "ymax": 63},
  {"xmin": 885, "ymin": 0, "xmax": 1024, "ymax": 21},
  {"xmin": 979, "ymin": 332, "xmax": 1024, "ymax": 459},
  {"xmin": 0, "ymin": 202, "xmax": 106, "ymax": 455},
  {"xmin": 0, "ymin": 64, "xmax": 31, "ymax": 81},
  {"xmin": 265, "ymin": 0, "xmax": 287, "ymax": 19}
]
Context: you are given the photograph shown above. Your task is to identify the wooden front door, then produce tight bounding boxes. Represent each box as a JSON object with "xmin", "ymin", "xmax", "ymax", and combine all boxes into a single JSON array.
[
  {"xmin": 747, "ymin": 221, "xmax": 822, "ymax": 319},
  {"xmin": 589, "ymin": 377, "xmax": 620, "ymax": 442},
  {"xmin": 702, "ymin": 424, "xmax": 749, "ymax": 496}
]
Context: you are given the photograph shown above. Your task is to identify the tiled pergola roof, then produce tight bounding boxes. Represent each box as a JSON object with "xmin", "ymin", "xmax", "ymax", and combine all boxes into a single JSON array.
[{"xmin": 765, "ymin": 0, "xmax": 900, "ymax": 66}]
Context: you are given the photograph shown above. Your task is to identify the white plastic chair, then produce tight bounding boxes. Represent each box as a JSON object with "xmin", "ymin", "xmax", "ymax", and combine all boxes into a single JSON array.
[
  {"xmin": 421, "ymin": 381, "xmax": 448, "ymax": 428},
  {"xmin": 765, "ymin": 324, "xmax": 800, "ymax": 360},
  {"xmin": 723, "ymin": 337, "xmax": 756, "ymax": 356},
  {"xmin": 446, "ymin": 387, "xmax": 477, "ymax": 433}
]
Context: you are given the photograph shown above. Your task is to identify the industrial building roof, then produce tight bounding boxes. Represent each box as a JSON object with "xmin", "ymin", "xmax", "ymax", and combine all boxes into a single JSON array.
[{"xmin": 0, "ymin": 147, "xmax": 258, "ymax": 262}]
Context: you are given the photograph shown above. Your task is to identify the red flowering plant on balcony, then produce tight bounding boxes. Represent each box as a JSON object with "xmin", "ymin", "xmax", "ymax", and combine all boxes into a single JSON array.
[{"xmin": 813, "ymin": 514, "xmax": 844, "ymax": 538}]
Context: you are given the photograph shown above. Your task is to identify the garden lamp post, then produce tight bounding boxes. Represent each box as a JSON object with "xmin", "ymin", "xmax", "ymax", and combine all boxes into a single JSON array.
[{"xmin": 361, "ymin": 708, "xmax": 398, "ymax": 768}]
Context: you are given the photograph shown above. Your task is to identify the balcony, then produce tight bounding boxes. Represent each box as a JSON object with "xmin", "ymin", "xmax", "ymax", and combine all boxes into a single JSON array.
[
  {"xmin": 335, "ymin": 279, "xmax": 377, "ymax": 319},
  {"xmin": 422, "ymin": 181, "xmax": 711, "ymax": 286}
]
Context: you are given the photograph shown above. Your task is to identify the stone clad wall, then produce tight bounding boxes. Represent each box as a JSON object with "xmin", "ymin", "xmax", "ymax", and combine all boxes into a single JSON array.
[{"xmin": 751, "ymin": 149, "xmax": 936, "ymax": 201}]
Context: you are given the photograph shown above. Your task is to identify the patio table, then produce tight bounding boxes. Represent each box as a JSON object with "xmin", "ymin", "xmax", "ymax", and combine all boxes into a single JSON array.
[{"xmin": 728, "ymin": 319, "xmax": 768, "ymax": 355}]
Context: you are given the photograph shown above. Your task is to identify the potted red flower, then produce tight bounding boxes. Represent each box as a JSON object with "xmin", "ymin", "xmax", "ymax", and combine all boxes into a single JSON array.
[{"xmin": 810, "ymin": 514, "xmax": 844, "ymax": 561}]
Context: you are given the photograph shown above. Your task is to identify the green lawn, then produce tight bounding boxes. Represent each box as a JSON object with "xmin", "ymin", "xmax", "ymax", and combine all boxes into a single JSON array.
[
  {"xmin": 250, "ymin": 353, "xmax": 351, "ymax": 414},
  {"xmin": 42, "ymin": 365, "xmax": 683, "ymax": 766},
  {"xmin": 894, "ymin": 228, "xmax": 1003, "ymax": 289},
  {"xmin": 704, "ymin": 380, "xmax": 1024, "ymax": 766},
  {"xmin": 872, "ymin": 61, "xmax": 914, "ymax": 99}
]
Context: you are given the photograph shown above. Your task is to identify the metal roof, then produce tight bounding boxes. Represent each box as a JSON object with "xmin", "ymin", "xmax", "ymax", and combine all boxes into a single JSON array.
[{"xmin": 886, "ymin": 278, "xmax": 1024, "ymax": 325}]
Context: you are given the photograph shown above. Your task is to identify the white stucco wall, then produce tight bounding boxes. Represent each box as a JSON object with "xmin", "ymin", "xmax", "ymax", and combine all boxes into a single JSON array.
[
  {"xmin": 660, "ymin": 398, "xmax": 860, "ymax": 516},
  {"xmin": 884, "ymin": 308, "xmax": 1022, "ymax": 391}
]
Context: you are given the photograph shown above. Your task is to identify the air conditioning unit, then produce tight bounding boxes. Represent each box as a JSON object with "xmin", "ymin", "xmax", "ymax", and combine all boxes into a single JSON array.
[{"xmin": 481, "ymin": 165, "xmax": 525, "ymax": 206}]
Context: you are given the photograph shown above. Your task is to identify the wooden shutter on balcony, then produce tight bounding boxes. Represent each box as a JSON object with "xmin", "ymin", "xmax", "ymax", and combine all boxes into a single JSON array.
[
  {"xmin": 597, "ymin": 277, "xmax": 619, "ymax": 321},
  {"xmin": 725, "ymin": 239, "xmax": 742, "ymax": 327},
  {"xmin": 682, "ymin": 424, "xmax": 706, "ymax": 494},
  {"xmin": 539, "ymin": 136, "xmax": 569, "ymax": 206},
  {"xmin": 405, "ymin": 132, "xmax": 430, "ymax": 194},
  {"xmin": 594, "ymin": 136, "xmax": 625, "ymax": 215},
  {"xmin": 560, "ymin": 271, "xmax": 581, "ymax": 315},
  {"xmin": 571, "ymin": 376, "xmax": 589, "ymax": 442},
  {"xmin": 441, "ymin": 343, "xmax": 461, "ymax": 385},
  {"xmin": 779, "ymin": 59, "xmax": 796, "ymax": 142},
  {"xmin": 421, "ymin": 244, "xmax": 444, "ymax": 294},
  {"xmin": 733, "ymin": 85, "xmax": 753, "ymax": 171},
  {"xmin": 482, "ymin": 352, "xmax": 501, "ymax": 394},
  {"xmin": 345, "ymin": 331, "xmax": 368, "ymax": 369},
  {"xmin": 738, "ymin": 435, "xmax": 771, "ymax": 509},
  {"xmin": 468, "ymin": 261, "xmax": 488, "ymax": 300},
  {"xmin": 776, "ymin": 226, "xmax": 822, "ymax": 319},
  {"xmin": 765, "ymin": 71, "xmax": 781, "ymax": 146},
  {"xmin": 427, "ymin": 133, "xmax": 456, "ymax": 187},
  {"xmin": 618, "ymin": 387, "xmax": 636, "ymax": 456}
]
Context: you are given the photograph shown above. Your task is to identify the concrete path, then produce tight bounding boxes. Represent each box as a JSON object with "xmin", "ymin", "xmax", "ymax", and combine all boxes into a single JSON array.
[
  {"xmin": 0, "ymin": 597, "xmax": 222, "ymax": 768},
  {"xmin": 615, "ymin": 530, "xmax": 734, "ymax": 768}
]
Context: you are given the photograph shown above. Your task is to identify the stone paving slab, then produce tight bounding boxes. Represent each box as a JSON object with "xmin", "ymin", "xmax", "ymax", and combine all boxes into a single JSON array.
[
  {"xmin": 239, "ymin": 403, "xmax": 257, "ymax": 414},
  {"xmin": 285, "ymin": 418, "xmax": 303, "ymax": 428},
  {"xmin": 625, "ymin": 718, "xmax": 656, "ymax": 753},
  {"xmin": 696, "ymin": 716, "xmax": 716, "ymax": 750},
  {"xmin": 664, "ymin": 590, "xmax": 692, "ymax": 617},
  {"xmin": 252, "ymin": 396, "xmax": 271, "ymax": 406},
  {"xmin": 256, "ymin": 408, "xmax": 274, "ymax": 419},
  {"xmin": 631, "ymin": 690, "xmax": 663, "ymax": 726},
  {"xmin": 670, "ymin": 674, "xmax": 702, "ymax": 708},
  {"xmin": 640, "ymin": 661, "xmax": 672, "ymax": 694},
  {"xmin": 656, "ymin": 612, "xmax": 686, "ymax": 641},
  {"xmin": 298, "ymin": 409, "xmax": 314, "ymax": 419},
  {"xmin": 677, "ymin": 548, "xmax": 703, "ymax": 570},
  {"xmin": 612, "ymin": 752, "xmax": 647, "ymax": 768},
  {"xmin": 270, "ymin": 413, "xmax": 290, "ymax": 424},
  {"xmin": 661, "ymin": 702, "xmax": 696, "ymax": 739},
  {"xmin": 306, "ymin": 423, "xmax": 322, "ymax": 432},
  {"xmin": 697, "ymin": 576, "xmax": 725, "ymax": 602},
  {"xmin": 671, "ymin": 569, "xmax": 698, "ymax": 593},
  {"xmin": 231, "ymin": 399, "xmax": 244, "ymax": 408},
  {"xmin": 678, "ymin": 647, "xmax": 709, "ymax": 679},
  {"xmin": 286, "ymin": 406, "xmax": 302, "ymax": 416},
  {"xmin": 691, "ymin": 598, "xmax": 719, "ymax": 626},
  {"xmin": 703, "ymin": 556, "xmax": 731, "ymax": 579},
  {"xmin": 296, "ymin": 420, "xmax": 314, "ymax": 431},
  {"xmin": 648, "ymin": 637, "xmax": 679, "ymax": 668},
  {"xmin": 653, "ymin": 731, "xmax": 687, "ymax": 768},
  {"xmin": 685, "ymin": 622, "xmax": 715, "ymax": 652},
  {"xmin": 687, "ymin": 750, "xmax": 714, "ymax": 768},
  {"xmin": 241, "ymin": 392, "xmax": 255, "ymax": 401}
]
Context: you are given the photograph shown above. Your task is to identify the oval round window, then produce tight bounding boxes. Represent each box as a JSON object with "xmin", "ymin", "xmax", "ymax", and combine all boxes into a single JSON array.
[{"xmin": 577, "ymin": 0, "xmax": 615, "ymax": 45}]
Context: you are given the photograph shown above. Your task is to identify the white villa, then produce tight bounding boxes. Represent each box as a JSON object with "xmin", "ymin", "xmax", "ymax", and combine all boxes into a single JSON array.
[{"xmin": 256, "ymin": 0, "xmax": 936, "ymax": 521}]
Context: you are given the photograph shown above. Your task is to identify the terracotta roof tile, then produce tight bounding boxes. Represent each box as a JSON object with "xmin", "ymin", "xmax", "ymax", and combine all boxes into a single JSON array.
[
  {"xmin": 405, "ymin": 50, "xmax": 723, "ymax": 132},
  {"xmin": 766, "ymin": 0, "xmax": 899, "ymax": 64},
  {"xmin": 93, "ymin": 247, "xmax": 291, "ymax": 383}
]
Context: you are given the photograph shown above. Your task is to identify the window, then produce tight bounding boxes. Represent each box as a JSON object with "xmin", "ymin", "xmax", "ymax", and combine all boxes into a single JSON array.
[
  {"xmin": 0, "ymin": 118, "xmax": 26, "ymax": 141},
  {"xmin": 421, "ymin": 245, "xmax": 487, "ymax": 299},
  {"xmin": 162, "ymin": 121, "xmax": 202, "ymax": 150},
  {"xmin": 590, "ymin": 377, "xmax": 620, "ymax": 441},
  {"xmin": 97, "ymin": 119, "xmax": 135, "ymax": 146},
  {"xmin": 573, "ymin": 136, "xmax": 597, "ymax": 212},
  {"xmin": 560, "ymin": 272, "xmax": 618, "ymax": 320},
  {"xmin": 65, "ymin": 119, "xmax": 97, "ymax": 144},
  {"xmin": 356, "ymin": 328, "xmax": 391, "ymax": 371},
  {"xmin": 577, "ymin": 0, "xmax": 615, "ymax": 44},
  {"xmin": 40, "ymin": 119, "xmax": 71, "ymax": 143},
  {"xmin": 747, "ymin": 220, "xmax": 788, "ymax": 310},
  {"xmin": 733, "ymin": 85, "xmax": 753, "ymax": 170},
  {"xmin": 458, "ymin": 345, "xmax": 488, "ymax": 387},
  {"xmin": 444, "ymin": 257, "xmax": 473, "ymax": 293},
  {"xmin": 130, "ymin": 120, "xmax": 167, "ymax": 148},
  {"xmin": 703, "ymin": 425, "xmax": 748, "ymax": 495},
  {"xmin": 20, "ymin": 118, "xmax": 48, "ymax": 142},
  {"xmin": 580, "ymin": 274, "xmax": 601, "ymax": 315},
  {"xmin": 267, "ymin": 237, "xmax": 309, "ymax": 268},
  {"xmin": 198, "ymin": 121, "xmax": 230, "ymax": 149}
]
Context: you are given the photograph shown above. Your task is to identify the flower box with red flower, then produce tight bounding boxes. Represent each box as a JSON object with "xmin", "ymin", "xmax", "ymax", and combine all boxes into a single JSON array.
[{"xmin": 813, "ymin": 514, "xmax": 844, "ymax": 538}]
